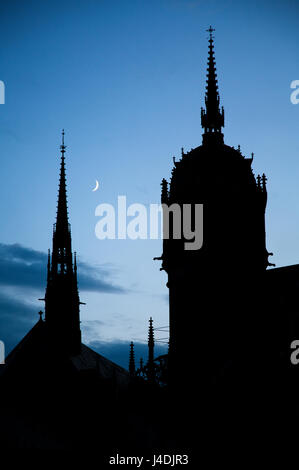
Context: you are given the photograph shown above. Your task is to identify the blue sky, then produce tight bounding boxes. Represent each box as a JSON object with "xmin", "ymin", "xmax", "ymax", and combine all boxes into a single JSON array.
[{"xmin": 0, "ymin": 0, "xmax": 298, "ymax": 368}]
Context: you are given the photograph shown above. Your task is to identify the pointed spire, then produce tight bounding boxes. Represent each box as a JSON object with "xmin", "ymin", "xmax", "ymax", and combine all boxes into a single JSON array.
[
  {"xmin": 147, "ymin": 317, "xmax": 155, "ymax": 383},
  {"xmin": 201, "ymin": 26, "xmax": 224, "ymax": 144},
  {"xmin": 148, "ymin": 317, "xmax": 154, "ymax": 362},
  {"xmin": 129, "ymin": 341, "xmax": 135, "ymax": 377},
  {"xmin": 45, "ymin": 131, "xmax": 81, "ymax": 355},
  {"xmin": 51, "ymin": 130, "xmax": 72, "ymax": 277},
  {"xmin": 56, "ymin": 129, "xmax": 69, "ymax": 234}
]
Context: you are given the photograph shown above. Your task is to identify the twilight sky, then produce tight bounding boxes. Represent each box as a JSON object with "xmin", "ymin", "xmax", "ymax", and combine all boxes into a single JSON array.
[{"xmin": 0, "ymin": 0, "xmax": 298, "ymax": 368}]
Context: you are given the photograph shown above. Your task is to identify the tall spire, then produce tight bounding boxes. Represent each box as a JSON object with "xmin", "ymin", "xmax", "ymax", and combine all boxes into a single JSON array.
[
  {"xmin": 201, "ymin": 26, "xmax": 224, "ymax": 144},
  {"xmin": 45, "ymin": 131, "xmax": 81, "ymax": 355},
  {"xmin": 51, "ymin": 130, "xmax": 72, "ymax": 276},
  {"xmin": 56, "ymin": 129, "xmax": 70, "ymax": 237}
]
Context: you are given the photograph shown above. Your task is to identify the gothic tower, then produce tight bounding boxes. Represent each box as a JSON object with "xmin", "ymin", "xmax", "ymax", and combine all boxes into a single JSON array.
[
  {"xmin": 160, "ymin": 28, "xmax": 273, "ymax": 391},
  {"xmin": 45, "ymin": 131, "xmax": 82, "ymax": 355}
]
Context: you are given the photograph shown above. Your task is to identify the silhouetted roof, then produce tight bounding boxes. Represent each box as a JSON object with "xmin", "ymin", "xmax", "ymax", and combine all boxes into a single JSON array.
[
  {"xmin": 71, "ymin": 343, "xmax": 129, "ymax": 385},
  {"xmin": 0, "ymin": 320, "xmax": 129, "ymax": 387},
  {"xmin": 267, "ymin": 264, "xmax": 299, "ymax": 276}
]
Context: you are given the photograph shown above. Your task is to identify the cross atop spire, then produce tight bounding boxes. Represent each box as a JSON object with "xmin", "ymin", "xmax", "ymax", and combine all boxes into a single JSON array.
[
  {"xmin": 206, "ymin": 25, "xmax": 215, "ymax": 39},
  {"xmin": 60, "ymin": 129, "xmax": 66, "ymax": 154},
  {"xmin": 201, "ymin": 26, "xmax": 224, "ymax": 144}
]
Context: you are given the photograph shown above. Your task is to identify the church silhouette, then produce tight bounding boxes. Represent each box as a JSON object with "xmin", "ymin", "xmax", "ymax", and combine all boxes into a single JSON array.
[{"xmin": 0, "ymin": 27, "xmax": 298, "ymax": 453}]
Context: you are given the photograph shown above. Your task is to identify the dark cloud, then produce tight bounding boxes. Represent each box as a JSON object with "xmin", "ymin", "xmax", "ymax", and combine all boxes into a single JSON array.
[
  {"xmin": 0, "ymin": 291, "xmax": 36, "ymax": 354},
  {"xmin": 0, "ymin": 243, "xmax": 126, "ymax": 293},
  {"xmin": 0, "ymin": 243, "xmax": 127, "ymax": 356},
  {"xmin": 78, "ymin": 261, "xmax": 126, "ymax": 294},
  {"xmin": 88, "ymin": 340, "xmax": 168, "ymax": 370}
]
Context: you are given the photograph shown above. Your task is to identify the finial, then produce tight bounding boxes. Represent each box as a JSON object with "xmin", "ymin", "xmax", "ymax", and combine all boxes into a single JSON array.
[
  {"xmin": 148, "ymin": 317, "xmax": 155, "ymax": 349},
  {"xmin": 147, "ymin": 317, "xmax": 155, "ymax": 383},
  {"xmin": 262, "ymin": 173, "xmax": 267, "ymax": 190},
  {"xmin": 257, "ymin": 175, "xmax": 261, "ymax": 189},
  {"xmin": 60, "ymin": 129, "xmax": 66, "ymax": 155},
  {"xmin": 129, "ymin": 341, "xmax": 135, "ymax": 376},
  {"xmin": 148, "ymin": 318, "xmax": 154, "ymax": 356},
  {"xmin": 201, "ymin": 26, "xmax": 224, "ymax": 141},
  {"xmin": 38, "ymin": 311, "xmax": 43, "ymax": 322},
  {"xmin": 207, "ymin": 25, "xmax": 215, "ymax": 40}
]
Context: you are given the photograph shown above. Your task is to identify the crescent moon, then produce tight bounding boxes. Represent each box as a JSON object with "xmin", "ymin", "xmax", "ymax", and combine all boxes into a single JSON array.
[{"xmin": 92, "ymin": 180, "xmax": 99, "ymax": 192}]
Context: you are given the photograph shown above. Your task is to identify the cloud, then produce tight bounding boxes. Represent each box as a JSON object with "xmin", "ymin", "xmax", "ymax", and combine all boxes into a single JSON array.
[
  {"xmin": 0, "ymin": 243, "xmax": 127, "ymax": 356},
  {"xmin": 0, "ymin": 290, "xmax": 36, "ymax": 354},
  {"xmin": 0, "ymin": 243, "xmax": 126, "ymax": 293},
  {"xmin": 78, "ymin": 260, "xmax": 126, "ymax": 294}
]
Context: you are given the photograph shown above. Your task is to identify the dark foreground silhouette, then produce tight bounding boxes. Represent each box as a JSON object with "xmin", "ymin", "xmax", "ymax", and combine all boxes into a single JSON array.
[{"xmin": 0, "ymin": 29, "xmax": 298, "ymax": 458}]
